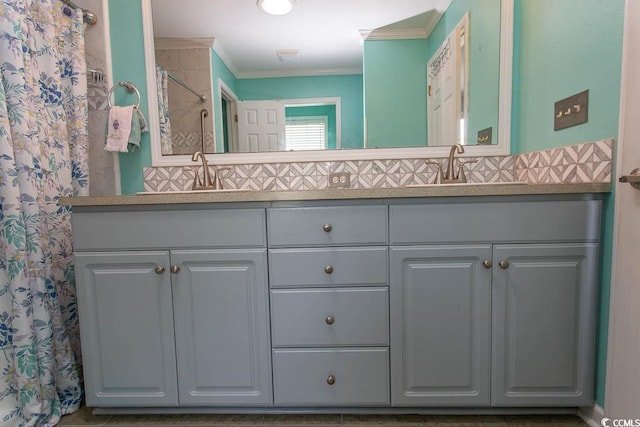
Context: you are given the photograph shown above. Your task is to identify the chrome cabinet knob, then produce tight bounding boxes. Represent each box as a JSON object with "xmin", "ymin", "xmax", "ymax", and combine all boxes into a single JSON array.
[
  {"xmin": 154, "ymin": 266, "xmax": 165, "ymax": 275},
  {"xmin": 325, "ymin": 315, "xmax": 335, "ymax": 325},
  {"xmin": 326, "ymin": 375, "xmax": 336, "ymax": 385},
  {"xmin": 324, "ymin": 265, "xmax": 334, "ymax": 274},
  {"xmin": 323, "ymin": 224, "xmax": 332, "ymax": 232},
  {"xmin": 499, "ymin": 260, "xmax": 510, "ymax": 269},
  {"xmin": 170, "ymin": 265, "xmax": 181, "ymax": 274},
  {"xmin": 483, "ymin": 260, "xmax": 492, "ymax": 269}
]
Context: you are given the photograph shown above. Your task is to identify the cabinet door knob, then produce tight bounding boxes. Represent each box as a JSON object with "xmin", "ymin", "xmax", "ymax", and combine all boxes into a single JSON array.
[
  {"xmin": 170, "ymin": 265, "xmax": 181, "ymax": 274},
  {"xmin": 325, "ymin": 315, "xmax": 335, "ymax": 325},
  {"xmin": 154, "ymin": 266, "xmax": 165, "ymax": 274},
  {"xmin": 326, "ymin": 375, "xmax": 336, "ymax": 385},
  {"xmin": 499, "ymin": 260, "xmax": 510, "ymax": 269},
  {"xmin": 482, "ymin": 260, "xmax": 492, "ymax": 269},
  {"xmin": 323, "ymin": 224, "xmax": 332, "ymax": 232},
  {"xmin": 324, "ymin": 265, "xmax": 334, "ymax": 274}
]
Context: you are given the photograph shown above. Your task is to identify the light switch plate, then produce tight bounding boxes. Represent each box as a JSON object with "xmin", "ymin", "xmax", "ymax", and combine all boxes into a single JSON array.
[
  {"xmin": 329, "ymin": 172, "xmax": 350, "ymax": 188},
  {"xmin": 554, "ymin": 90, "xmax": 588, "ymax": 131},
  {"xmin": 477, "ymin": 127, "xmax": 492, "ymax": 144}
]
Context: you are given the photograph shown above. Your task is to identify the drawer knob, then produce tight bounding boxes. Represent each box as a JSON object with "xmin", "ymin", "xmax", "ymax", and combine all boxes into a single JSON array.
[
  {"xmin": 324, "ymin": 265, "xmax": 334, "ymax": 274},
  {"xmin": 499, "ymin": 260, "xmax": 510, "ymax": 269},
  {"xmin": 325, "ymin": 315, "xmax": 335, "ymax": 325},
  {"xmin": 326, "ymin": 375, "xmax": 336, "ymax": 385},
  {"xmin": 322, "ymin": 224, "xmax": 332, "ymax": 232},
  {"xmin": 154, "ymin": 266, "xmax": 165, "ymax": 275},
  {"xmin": 170, "ymin": 265, "xmax": 181, "ymax": 274},
  {"xmin": 482, "ymin": 260, "xmax": 492, "ymax": 269}
]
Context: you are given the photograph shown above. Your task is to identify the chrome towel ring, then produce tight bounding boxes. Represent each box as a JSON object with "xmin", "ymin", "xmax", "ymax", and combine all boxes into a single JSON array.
[{"xmin": 107, "ymin": 81, "xmax": 141, "ymax": 109}]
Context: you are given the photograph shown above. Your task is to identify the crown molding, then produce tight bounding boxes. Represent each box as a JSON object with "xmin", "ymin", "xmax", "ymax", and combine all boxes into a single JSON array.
[
  {"xmin": 154, "ymin": 37, "xmax": 215, "ymax": 50},
  {"xmin": 235, "ymin": 67, "xmax": 363, "ymax": 79},
  {"xmin": 361, "ymin": 28, "xmax": 429, "ymax": 41}
]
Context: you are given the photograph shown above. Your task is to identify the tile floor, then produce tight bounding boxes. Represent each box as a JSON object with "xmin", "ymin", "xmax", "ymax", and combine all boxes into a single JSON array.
[{"xmin": 59, "ymin": 406, "xmax": 588, "ymax": 427}]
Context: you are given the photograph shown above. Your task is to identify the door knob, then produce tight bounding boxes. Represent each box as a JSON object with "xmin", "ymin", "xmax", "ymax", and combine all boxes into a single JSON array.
[
  {"xmin": 170, "ymin": 265, "xmax": 180, "ymax": 274},
  {"xmin": 326, "ymin": 375, "xmax": 336, "ymax": 385},
  {"xmin": 154, "ymin": 266, "xmax": 165, "ymax": 274},
  {"xmin": 482, "ymin": 260, "xmax": 492, "ymax": 269},
  {"xmin": 619, "ymin": 168, "xmax": 640, "ymax": 189},
  {"xmin": 324, "ymin": 265, "xmax": 334, "ymax": 274},
  {"xmin": 325, "ymin": 315, "xmax": 335, "ymax": 325},
  {"xmin": 498, "ymin": 260, "xmax": 510, "ymax": 269},
  {"xmin": 323, "ymin": 224, "xmax": 332, "ymax": 232}
]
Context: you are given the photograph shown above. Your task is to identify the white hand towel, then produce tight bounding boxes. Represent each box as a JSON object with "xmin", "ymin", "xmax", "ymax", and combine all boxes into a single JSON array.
[{"xmin": 105, "ymin": 106, "xmax": 134, "ymax": 152}]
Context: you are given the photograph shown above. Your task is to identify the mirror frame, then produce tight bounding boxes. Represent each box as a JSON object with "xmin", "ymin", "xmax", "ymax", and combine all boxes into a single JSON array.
[{"xmin": 142, "ymin": 0, "xmax": 513, "ymax": 166}]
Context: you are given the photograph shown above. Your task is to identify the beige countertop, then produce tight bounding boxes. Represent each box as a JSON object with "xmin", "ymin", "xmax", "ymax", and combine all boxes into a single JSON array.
[{"xmin": 59, "ymin": 182, "xmax": 611, "ymax": 207}]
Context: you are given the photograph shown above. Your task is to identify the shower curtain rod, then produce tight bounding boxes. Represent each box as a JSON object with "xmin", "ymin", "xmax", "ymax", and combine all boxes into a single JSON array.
[
  {"xmin": 61, "ymin": 0, "xmax": 97, "ymax": 25},
  {"xmin": 167, "ymin": 71, "xmax": 207, "ymax": 102}
]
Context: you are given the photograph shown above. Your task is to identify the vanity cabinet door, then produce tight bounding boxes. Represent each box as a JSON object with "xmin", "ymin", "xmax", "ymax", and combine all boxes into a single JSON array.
[
  {"xmin": 171, "ymin": 249, "xmax": 272, "ymax": 406},
  {"xmin": 390, "ymin": 245, "xmax": 492, "ymax": 406},
  {"xmin": 491, "ymin": 244, "xmax": 598, "ymax": 406},
  {"xmin": 74, "ymin": 251, "xmax": 179, "ymax": 406}
]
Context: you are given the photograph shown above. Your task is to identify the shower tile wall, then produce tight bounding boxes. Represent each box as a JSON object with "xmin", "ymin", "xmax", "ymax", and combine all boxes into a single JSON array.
[
  {"xmin": 76, "ymin": 0, "xmax": 118, "ymax": 195},
  {"xmin": 155, "ymin": 46, "xmax": 215, "ymax": 154}
]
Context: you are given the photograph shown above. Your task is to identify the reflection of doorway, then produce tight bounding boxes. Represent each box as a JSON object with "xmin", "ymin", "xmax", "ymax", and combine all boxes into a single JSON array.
[
  {"xmin": 427, "ymin": 13, "xmax": 469, "ymax": 147},
  {"xmin": 233, "ymin": 97, "xmax": 341, "ymax": 153},
  {"xmin": 219, "ymin": 79, "xmax": 238, "ymax": 153}
]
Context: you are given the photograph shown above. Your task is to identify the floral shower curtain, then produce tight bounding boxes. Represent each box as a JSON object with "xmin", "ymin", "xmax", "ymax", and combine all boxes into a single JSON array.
[
  {"xmin": 156, "ymin": 64, "xmax": 173, "ymax": 155},
  {"xmin": 0, "ymin": 0, "xmax": 88, "ymax": 425}
]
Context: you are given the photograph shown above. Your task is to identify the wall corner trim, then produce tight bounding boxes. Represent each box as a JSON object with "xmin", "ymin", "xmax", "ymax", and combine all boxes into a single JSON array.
[{"xmin": 578, "ymin": 404, "xmax": 605, "ymax": 427}]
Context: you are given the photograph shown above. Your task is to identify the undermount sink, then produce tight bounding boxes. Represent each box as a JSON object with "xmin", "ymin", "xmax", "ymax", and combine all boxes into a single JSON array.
[
  {"xmin": 406, "ymin": 181, "xmax": 528, "ymax": 188},
  {"xmin": 137, "ymin": 189, "xmax": 252, "ymax": 195}
]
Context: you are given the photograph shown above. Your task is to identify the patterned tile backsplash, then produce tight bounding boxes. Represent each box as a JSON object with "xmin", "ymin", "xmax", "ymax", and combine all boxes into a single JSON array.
[{"xmin": 142, "ymin": 139, "xmax": 614, "ymax": 193}]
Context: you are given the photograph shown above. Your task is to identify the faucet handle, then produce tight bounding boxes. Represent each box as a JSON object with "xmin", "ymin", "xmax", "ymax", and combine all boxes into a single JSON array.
[
  {"xmin": 213, "ymin": 166, "xmax": 231, "ymax": 190},
  {"xmin": 456, "ymin": 159, "xmax": 478, "ymax": 183},
  {"xmin": 425, "ymin": 160, "xmax": 444, "ymax": 184},
  {"xmin": 191, "ymin": 166, "xmax": 203, "ymax": 190}
]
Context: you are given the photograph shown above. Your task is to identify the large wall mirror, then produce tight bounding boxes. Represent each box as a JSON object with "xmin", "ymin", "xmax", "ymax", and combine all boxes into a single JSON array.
[{"xmin": 142, "ymin": 0, "xmax": 513, "ymax": 166}]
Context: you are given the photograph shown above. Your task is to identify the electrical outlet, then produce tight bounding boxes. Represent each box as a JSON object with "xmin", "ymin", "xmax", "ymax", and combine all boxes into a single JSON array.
[
  {"xmin": 328, "ymin": 172, "xmax": 350, "ymax": 188},
  {"xmin": 554, "ymin": 90, "xmax": 588, "ymax": 131},
  {"xmin": 477, "ymin": 127, "xmax": 492, "ymax": 144}
]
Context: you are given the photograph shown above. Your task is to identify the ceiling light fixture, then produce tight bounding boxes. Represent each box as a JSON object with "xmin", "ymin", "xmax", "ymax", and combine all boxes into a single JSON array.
[{"xmin": 257, "ymin": 0, "xmax": 295, "ymax": 16}]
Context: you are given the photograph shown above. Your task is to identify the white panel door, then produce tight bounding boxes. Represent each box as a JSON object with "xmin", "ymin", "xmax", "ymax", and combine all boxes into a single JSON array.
[
  {"xmin": 236, "ymin": 100, "xmax": 285, "ymax": 152},
  {"xmin": 605, "ymin": 0, "xmax": 640, "ymax": 419},
  {"xmin": 427, "ymin": 15, "xmax": 468, "ymax": 147}
]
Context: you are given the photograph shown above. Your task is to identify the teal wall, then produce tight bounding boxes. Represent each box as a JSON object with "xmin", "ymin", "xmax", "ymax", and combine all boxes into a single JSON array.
[
  {"xmin": 109, "ymin": 0, "xmax": 150, "ymax": 194},
  {"xmin": 512, "ymin": 0, "xmax": 624, "ymax": 154},
  {"xmin": 211, "ymin": 50, "xmax": 238, "ymax": 153},
  {"xmin": 285, "ymin": 105, "xmax": 337, "ymax": 150},
  {"xmin": 511, "ymin": 0, "xmax": 625, "ymax": 407},
  {"xmin": 364, "ymin": 39, "xmax": 428, "ymax": 148},
  {"xmin": 364, "ymin": 0, "xmax": 500, "ymax": 148},
  {"xmin": 235, "ymin": 75, "xmax": 364, "ymax": 149}
]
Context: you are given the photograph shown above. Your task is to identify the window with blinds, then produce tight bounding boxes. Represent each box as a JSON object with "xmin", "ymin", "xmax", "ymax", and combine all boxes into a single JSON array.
[{"xmin": 285, "ymin": 116, "xmax": 328, "ymax": 151}]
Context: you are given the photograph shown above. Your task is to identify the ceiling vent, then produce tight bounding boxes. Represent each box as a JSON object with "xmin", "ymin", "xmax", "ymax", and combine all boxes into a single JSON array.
[{"xmin": 277, "ymin": 49, "xmax": 301, "ymax": 63}]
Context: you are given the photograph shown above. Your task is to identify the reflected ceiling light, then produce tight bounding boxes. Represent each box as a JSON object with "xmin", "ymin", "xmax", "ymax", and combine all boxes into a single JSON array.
[{"xmin": 257, "ymin": 0, "xmax": 295, "ymax": 16}]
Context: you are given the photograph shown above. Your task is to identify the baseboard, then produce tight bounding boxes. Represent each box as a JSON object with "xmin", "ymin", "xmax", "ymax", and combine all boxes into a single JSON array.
[{"xmin": 578, "ymin": 404, "xmax": 605, "ymax": 427}]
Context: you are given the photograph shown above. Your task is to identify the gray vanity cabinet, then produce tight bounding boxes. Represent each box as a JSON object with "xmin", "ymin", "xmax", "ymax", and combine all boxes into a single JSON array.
[
  {"xmin": 171, "ymin": 249, "xmax": 271, "ymax": 406},
  {"xmin": 267, "ymin": 205, "xmax": 391, "ymax": 406},
  {"xmin": 72, "ymin": 208, "xmax": 271, "ymax": 407},
  {"xmin": 491, "ymin": 243, "xmax": 598, "ymax": 406},
  {"xmin": 389, "ymin": 198, "xmax": 601, "ymax": 408},
  {"xmin": 389, "ymin": 245, "xmax": 492, "ymax": 406},
  {"xmin": 74, "ymin": 251, "xmax": 179, "ymax": 406}
]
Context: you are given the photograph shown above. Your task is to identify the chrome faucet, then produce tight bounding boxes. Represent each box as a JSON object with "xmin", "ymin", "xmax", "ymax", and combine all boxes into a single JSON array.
[
  {"xmin": 444, "ymin": 144, "xmax": 465, "ymax": 182},
  {"xmin": 191, "ymin": 151, "xmax": 215, "ymax": 190},
  {"xmin": 425, "ymin": 144, "xmax": 478, "ymax": 184}
]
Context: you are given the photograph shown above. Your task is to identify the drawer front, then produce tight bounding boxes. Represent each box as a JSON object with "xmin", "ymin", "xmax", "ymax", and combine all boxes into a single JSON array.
[
  {"xmin": 268, "ymin": 206, "xmax": 388, "ymax": 247},
  {"xmin": 269, "ymin": 247, "xmax": 388, "ymax": 288},
  {"xmin": 390, "ymin": 200, "xmax": 601, "ymax": 244},
  {"xmin": 72, "ymin": 208, "xmax": 266, "ymax": 250},
  {"xmin": 271, "ymin": 288, "xmax": 389, "ymax": 347},
  {"xmin": 273, "ymin": 348, "xmax": 390, "ymax": 406}
]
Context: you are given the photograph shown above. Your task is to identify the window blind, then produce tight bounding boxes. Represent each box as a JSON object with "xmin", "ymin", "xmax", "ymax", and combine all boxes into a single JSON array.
[{"xmin": 285, "ymin": 116, "xmax": 327, "ymax": 151}]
